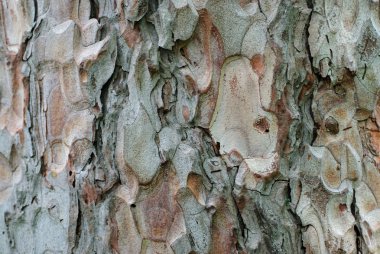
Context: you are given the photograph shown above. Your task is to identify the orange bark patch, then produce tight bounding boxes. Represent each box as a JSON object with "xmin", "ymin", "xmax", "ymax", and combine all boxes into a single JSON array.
[
  {"xmin": 250, "ymin": 54, "xmax": 265, "ymax": 77},
  {"xmin": 364, "ymin": 201, "xmax": 376, "ymax": 213},
  {"xmin": 334, "ymin": 108, "xmax": 347, "ymax": 119},
  {"xmin": 79, "ymin": 68, "xmax": 88, "ymax": 83},
  {"xmin": 187, "ymin": 173, "xmax": 203, "ymax": 203},
  {"xmin": 188, "ymin": 9, "xmax": 215, "ymax": 93},
  {"xmin": 347, "ymin": 169, "xmax": 358, "ymax": 181},
  {"xmin": 323, "ymin": 166, "xmax": 341, "ymax": 188}
]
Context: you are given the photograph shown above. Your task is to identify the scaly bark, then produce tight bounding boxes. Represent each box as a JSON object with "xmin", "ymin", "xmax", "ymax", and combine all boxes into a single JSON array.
[{"xmin": 1, "ymin": 0, "xmax": 380, "ymax": 253}]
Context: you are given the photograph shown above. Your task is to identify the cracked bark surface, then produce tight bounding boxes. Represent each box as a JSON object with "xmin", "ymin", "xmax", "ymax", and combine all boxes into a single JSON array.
[{"xmin": 1, "ymin": 0, "xmax": 380, "ymax": 253}]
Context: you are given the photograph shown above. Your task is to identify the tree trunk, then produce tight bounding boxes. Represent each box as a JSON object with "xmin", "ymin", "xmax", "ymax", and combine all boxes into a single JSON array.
[{"xmin": 1, "ymin": 0, "xmax": 380, "ymax": 253}]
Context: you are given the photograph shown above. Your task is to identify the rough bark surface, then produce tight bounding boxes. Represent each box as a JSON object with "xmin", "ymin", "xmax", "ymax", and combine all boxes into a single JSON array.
[{"xmin": 1, "ymin": 0, "xmax": 380, "ymax": 253}]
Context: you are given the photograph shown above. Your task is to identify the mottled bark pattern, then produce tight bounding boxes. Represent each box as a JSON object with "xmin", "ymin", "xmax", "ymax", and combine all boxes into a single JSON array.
[{"xmin": 1, "ymin": 0, "xmax": 380, "ymax": 253}]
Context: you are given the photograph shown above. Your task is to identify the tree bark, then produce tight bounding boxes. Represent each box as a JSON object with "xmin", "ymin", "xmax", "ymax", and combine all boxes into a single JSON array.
[{"xmin": 1, "ymin": 0, "xmax": 380, "ymax": 253}]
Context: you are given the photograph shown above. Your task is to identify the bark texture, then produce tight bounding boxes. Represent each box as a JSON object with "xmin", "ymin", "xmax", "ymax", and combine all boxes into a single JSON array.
[{"xmin": 1, "ymin": 0, "xmax": 380, "ymax": 253}]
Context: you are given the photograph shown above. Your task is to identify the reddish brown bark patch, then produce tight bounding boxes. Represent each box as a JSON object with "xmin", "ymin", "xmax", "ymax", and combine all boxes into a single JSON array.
[
  {"xmin": 298, "ymin": 73, "xmax": 315, "ymax": 102},
  {"xmin": 139, "ymin": 170, "xmax": 178, "ymax": 242},
  {"xmin": 82, "ymin": 182, "xmax": 97, "ymax": 204},
  {"xmin": 182, "ymin": 105, "xmax": 190, "ymax": 122},
  {"xmin": 253, "ymin": 116, "xmax": 270, "ymax": 134},
  {"xmin": 274, "ymin": 91, "xmax": 292, "ymax": 153},
  {"xmin": 109, "ymin": 217, "xmax": 120, "ymax": 254},
  {"xmin": 210, "ymin": 205, "xmax": 237, "ymax": 254},
  {"xmin": 122, "ymin": 23, "xmax": 141, "ymax": 48},
  {"xmin": 369, "ymin": 131, "xmax": 380, "ymax": 168},
  {"xmin": 338, "ymin": 203, "xmax": 347, "ymax": 212},
  {"xmin": 48, "ymin": 87, "xmax": 67, "ymax": 138}
]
